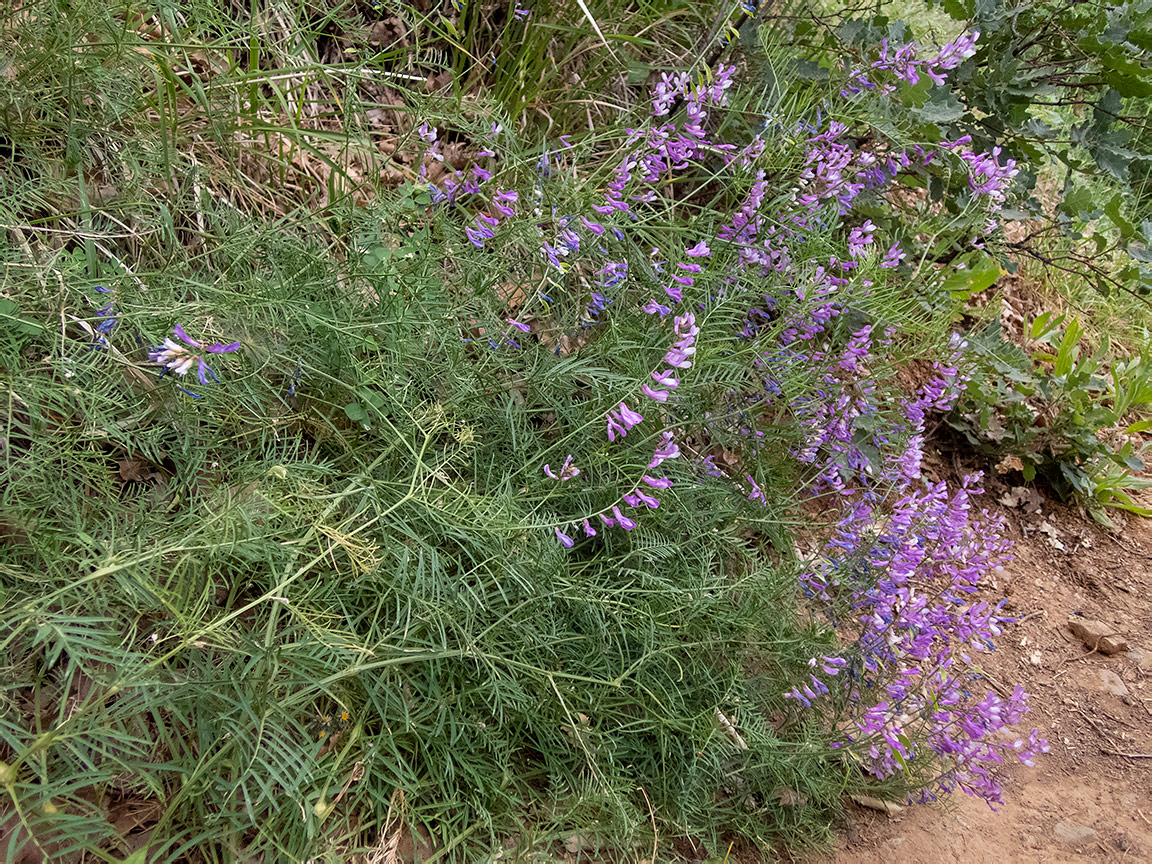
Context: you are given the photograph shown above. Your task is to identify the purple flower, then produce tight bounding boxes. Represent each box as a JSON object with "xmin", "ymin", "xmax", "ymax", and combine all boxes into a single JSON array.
[
  {"xmin": 648, "ymin": 431, "xmax": 680, "ymax": 468},
  {"xmin": 606, "ymin": 401, "xmax": 644, "ymax": 441},
  {"xmin": 746, "ymin": 474, "xmax": 766, "ymax": 505},
  {"xmin": 641, "ymin": 383, "xmax": 669, "ymax": 403},
  {"xmin": 629, "ymin": 488, "xmax": 660, "ymax": 509},
  {"xmin": 580, "ymin": 216, "xmax": 605, "ymax": 235},
  {"xmin": 820, "ymin": 656, "xmax": 847, "ymax": 675},
  {"xmin": 651, "ymin": 369, "xmax": 679, "ymax": 389},
  {"xmin": 618, "ymin": 401, "xmax": 643, "ymax": 425},
  {"xmin": 664, "ymin": 284, "xmax": 683, "ymax": 303},
  {"xmin": 493, "ymin": 189, "xmax": 518, "ymax": 218},
  {"xmin": 513, "ymin": 7, "xmax": 530, "ymax": 21},
  {"xmin": 933, "ymin": 31, "xmax": 979, "ymax": 71},
  {"xmin": 149, "ymin": 325, "xmax": 241, "ymax": 389},
  {"xmin": 641, "ymin": 474, "xmax": 673, "ymax": 489},
  {"xmin": 543, "ymin": 454, "xmax": 580, "ymax": 481},
  {"xmin": 848, "ymin": 220, "xmax": 876, "ymax": 258},
  {"xmin": 508, "ymin": 318, "xmax": 531, "ymax": 333},
  {"xmin": 90, "ymin": 286, "xmax": 118, "ymax": 346},
  {"xmin": 642, "ymin": 300, "xmax": 671, "ymax": 317},
  {"xmin": 555, "ymin": 528, "xmax": 575, "ymax": 548},
  {"xmin": 879, "ymin": 243, "xmax": 905, "ymax": 269},
  {"xmin": 582, "ymin": 518, "xmax": 597, "ymax": 537},
  {"xmin": 612, "ymin": 506, "xmax": 636, "ymax": 530},
  {"xmin": 685, "ymin": 241, "xmax": 711, "ymax": 257}
]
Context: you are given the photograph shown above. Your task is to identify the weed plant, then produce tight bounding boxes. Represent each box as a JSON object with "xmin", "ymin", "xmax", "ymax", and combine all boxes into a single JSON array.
[{"xmin": 1, "ymin": 0, "xmax": 1050, "ymax": 860}]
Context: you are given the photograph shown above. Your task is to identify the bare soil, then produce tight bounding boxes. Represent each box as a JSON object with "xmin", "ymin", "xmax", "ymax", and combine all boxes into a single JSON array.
[{"xmin": 829, "ymin": 469, "xmax": 1152, "ymax": 864}]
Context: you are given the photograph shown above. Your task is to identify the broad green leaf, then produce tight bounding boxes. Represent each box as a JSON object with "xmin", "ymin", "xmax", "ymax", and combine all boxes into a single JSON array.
[
  {"xmin": 913, "ymin": 88, "xmax": 965, "ymax": 124},
  {"xmin": 941, "ymin": 253, "xmax": 1002, "ymax": 299},
  {"xmin": 1105, "ymin": 193, "xmax": 1135, "ymax": 239}
]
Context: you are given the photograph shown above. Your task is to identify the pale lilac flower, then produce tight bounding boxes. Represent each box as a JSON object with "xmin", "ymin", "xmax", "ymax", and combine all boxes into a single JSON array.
[
  {"xmin": 848, "ymin": 220, "xmax": 876, "ymax": 258},
  {"xmin": 513, "ymin": 7, "xmax": 530, "ymax": 20},
  {"xmin": 582, "ymin": 518, "xmax": 597, "ymax": 537},
  {"xmin": 940, "ymin": 134, "xmax": 973, "ymax": 149},
  {"xmin": 820, "ymin": 656, "xmax": 847, "ymax": 675},
  {"xmin": 684, "ymin": 240, "xmax": 711, "ymax": 257},
  {"xmin": 663, "ymin": 343, "xmax": 695, "ymax": 369},
  {"xmin": 555, "ymin": 528, "xmax": 574, "ymax": 548},
  {"xmin": 934, "ymin": 31, "xmax": 979, "ymax": 71},
  {"xmin": 960, "ymin": 146, "xmax": 1019, "ymax": 207},
  {"xmin": 651, "ymin": 71, "xmax": 690, "ymax": 116},
  {"xmin": 641, "ymin": 474, "xmax": 673, "ymax": 489},
  {"xmin": 651, "ymin": 369, "xmax": 679, "ymax": 388},
  {"xmin": 618, "ymin": 402, "xmax": 643, "ymax": 426},
  {"xmin": 508, "ymin": 319, "xmax": 531, "ymax": 333},
  {"xmin": 746, "ymin": 474, "xmax": 766, "ymax": 505}
]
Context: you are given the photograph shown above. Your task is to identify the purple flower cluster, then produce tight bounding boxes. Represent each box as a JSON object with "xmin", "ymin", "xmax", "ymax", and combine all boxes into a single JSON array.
[
  {"xmin": 794, "ymin": 477, "xmax": 1047, "ymax": 807},
  {"xmin": 91, "ymin": 286, "xmax": 118, "ymax": 349},
  {"xmin": 149, "ymin": 325, "xmax": 241, "ymax": 393},
  {"xmin": 843, "ymin": 31, "xmax": 980, "ymax": 96}
]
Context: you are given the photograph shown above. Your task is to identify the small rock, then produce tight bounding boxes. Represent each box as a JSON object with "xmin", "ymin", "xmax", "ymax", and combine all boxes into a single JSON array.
[
  {"xmin": 1124, "ymin": 647, "xmax": 1152, "ymax": 671},
  {"xmin": 1096, "ymin": 669, "xmax": 1129, "ymax": 697},
  {"xmin": 1038, "ymin": 521, "xmax": 1066, "ymax": 551},
  {"xmin": 1068, "ymin": 618, "xmax": 1129, "ymax": 655},
  {"xmin": 1053, "ymin": 820, "xmax": 1097, "ymax": 844},
  {"xmin": 1029, "ymin": 650, "xmax": 1043, "ymax": 666}
]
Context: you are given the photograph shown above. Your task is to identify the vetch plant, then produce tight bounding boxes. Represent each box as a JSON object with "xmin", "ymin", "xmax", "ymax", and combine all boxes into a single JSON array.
[{"xmin": 0, "ymin": 5, "xmax": 1058, "ymax": 859}]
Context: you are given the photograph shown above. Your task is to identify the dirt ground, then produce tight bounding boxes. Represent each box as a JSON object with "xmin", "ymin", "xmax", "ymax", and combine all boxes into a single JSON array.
[{"xmin": 828, "ymin": 466, "xmax": 1152, "ymax": 864}]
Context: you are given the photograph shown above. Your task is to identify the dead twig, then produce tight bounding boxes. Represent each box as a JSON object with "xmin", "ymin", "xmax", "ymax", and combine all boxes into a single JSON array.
[{"xmin": 1099, "ymin": 748, "xmax": 1152, "ymax": 759}]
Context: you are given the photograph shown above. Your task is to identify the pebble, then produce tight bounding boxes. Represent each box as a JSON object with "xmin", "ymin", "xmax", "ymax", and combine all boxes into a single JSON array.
[
  {"xmin": 1124, "ymin": 647, "xmax": 1152, "ymax": 670},
  {"xmin": 1053, "ymin": 820, "xmax": 1097, "ymax": 844},
  {"xmin": 1096, "ymin": 669, "xmax": 1130, "ymax": 697}
]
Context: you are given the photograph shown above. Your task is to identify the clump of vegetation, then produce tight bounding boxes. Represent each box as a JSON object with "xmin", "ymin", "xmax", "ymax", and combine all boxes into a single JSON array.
[{"xmin": 9, "ymin": 0, "xmax": 1150, "ymax": 860}]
